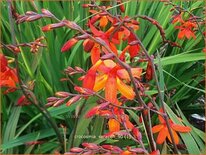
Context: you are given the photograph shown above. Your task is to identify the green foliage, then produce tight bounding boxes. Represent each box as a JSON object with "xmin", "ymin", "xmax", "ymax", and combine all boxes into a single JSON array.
[{"xmin": 1, "ymin": 0, "xmax": 205, "ymax": 154}]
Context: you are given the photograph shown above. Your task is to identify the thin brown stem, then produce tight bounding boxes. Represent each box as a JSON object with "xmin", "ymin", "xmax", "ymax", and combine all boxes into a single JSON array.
[
  {"xmin": 121, "ymin": 113, "xmax": 148, "ymax": 154},
  {"xmin": 124, "ymin": 26, "xmax": 179, "ymax": 153}
]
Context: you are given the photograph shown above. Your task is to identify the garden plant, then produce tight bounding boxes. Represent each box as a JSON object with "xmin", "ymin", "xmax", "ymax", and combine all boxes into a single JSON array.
[{"xmin": 0, "ymin": 0, "xmax": 205, "ymax": 154}]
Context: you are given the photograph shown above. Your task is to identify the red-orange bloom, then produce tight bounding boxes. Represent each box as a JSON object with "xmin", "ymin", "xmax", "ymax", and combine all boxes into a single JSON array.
[
  {"xmin": 82, "ymin": 59, "xmax": 142, "ymax": 103},
  {"xmin": 172, "ymin": 14, "xmax": 197, "ymax": 39},
  {"xmin": 89, "ymin": 10, "xmax": 113, "ymax": 28},
  {"xmin": 107, "ymin": 108, "xmax": 134, "ymax": 135},
  {"xmin": 0, "ymin": 54, "xmax": 18, "ymax": 91},
  {"xmin": 152, "ymin": 109, "xmax": 191, "ymax": 144}
]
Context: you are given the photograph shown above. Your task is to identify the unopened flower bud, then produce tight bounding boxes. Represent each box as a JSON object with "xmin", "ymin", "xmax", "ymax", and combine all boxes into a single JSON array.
[{"xmin": 70, "ymin": 147, "xmax": 84, "ymax": 153}]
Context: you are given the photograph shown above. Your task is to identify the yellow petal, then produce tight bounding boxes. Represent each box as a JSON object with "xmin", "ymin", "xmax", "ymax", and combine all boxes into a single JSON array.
[
  {"xmin": 116, "ymin": 77, "xmax": 135, "ymax": 100},
  {"xmin": 93, "ymin": 74, "xmax": 108, "ymax": 92},
  {"xmin": 117, "ymin": 68, "xmax": 142, "ymax": 81},
  {"xmin": 167, "ymin": 129, "xmax": 179, "ymax": 144},
  {"xmin": 108, "ymin": 119, "xmax": 120, "ymax": 132}
]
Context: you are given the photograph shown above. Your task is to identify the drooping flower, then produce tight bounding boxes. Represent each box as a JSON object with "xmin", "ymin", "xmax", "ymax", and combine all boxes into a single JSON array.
[
  {"xmin": 82, "ymin": 59, "xmax": 142, "ymax": 103},
  {"xmin": 152, "ymin": 109, "xmax": 191, "ymax": 144}
]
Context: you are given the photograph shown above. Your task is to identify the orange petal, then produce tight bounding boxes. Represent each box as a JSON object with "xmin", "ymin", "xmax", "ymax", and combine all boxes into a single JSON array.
[
  {"xmin": 105, "ymin": 75, "xmax": 117, "ymax": 103},
  {"xmin": 117, "ymin": 68, "xmax": 142, "ymax": 80},
  {"xmin": 152, "ymin": 124, "xmax": 164, "ymax": 133},
  {"xmin": 10, "ymin": 69, "xmax": 18, "ymax": 82},
  {"xmin": 108, "ymin": 119, "xmax": 120, "ymax": 132},
  {"xmin": 89, "ymin": 20, "xmax": 103, "ymax": 36},
  {"xmin": 167, "ymin": 129, "xmax": 179, "ymax": 144},
  {"xmin": 122, "ymin": 27, "xmax": 131, "ymax": 40},
  {"xmin": 100, "ymin": 16, "xmax": 108, "ymax": 28},
  {"xmin": 156, "ymin": 127, "xmax": 168, "ymax": 144},
  {"xmin": 61, "ymin": 38, "xmax": 78, "ymax": 52},
  {"xmin": 109, "ymin": 42, "xmax": 118, "ymax": 55},
  {"xmin": 116, "ymin": 77, "xmax": 135, "ymax": 100},
  {"xmin": 91, "ymin": 44, "xmax": 100, "ymax": 64},
  {"xmin": 82, "ymin": 70, "xmax": 96, "ymax": 90},
  {"xmin": 171, "ymin": 124, "xmax": 191, "ymax": 133},
  {"xmin": 93, "ymin": 74, "xmax": 108, "ymax": 92},
  {"xmin": 83, "ymin": 60, "xmax": 102, "ymax": 90},
  {"xmin": 0, "ymin": 79, "xmax": 16, "ymax": 88},
  {"xmin": 178, "ymin": 30, "xmax": 185, "ymax": 39},
  {"xmin": 125, "ymin": 115, "xmax": 134, "ymax": 130}
]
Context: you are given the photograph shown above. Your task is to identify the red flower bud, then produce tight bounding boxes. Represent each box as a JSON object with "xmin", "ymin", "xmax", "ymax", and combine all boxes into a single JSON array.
[
  {"xmin": 132, "ymin": 127, "xmax": 142, "ymax": 141},
  {"xmin": 83, "ymin": 39, "xmax": 95, "ymax": 52},
  {"xmin": 42, "ymin": 24, "xmax": 52, "ymax": 32},
  {"xmin": 82, "ymin": 143, "xmax": 99, "ymax": 150},
  {"xmin": 70, "ymin": 147, "xmax": 84, "ymax": 153},
  {"xmin": 85, "ymin": 106, "xmax": 99, "ymax": 118},
  {"xmin": 61, "ymin": 38, "xmax": 78, "ymax": 52},
  {"xmin": 17, "ymin": 95, "xmax": 30, "ymax": 106}
]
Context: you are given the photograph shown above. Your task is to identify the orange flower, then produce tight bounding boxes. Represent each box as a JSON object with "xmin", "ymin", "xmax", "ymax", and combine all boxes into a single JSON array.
[
  {"xmin": 172, "ymin": 14, "xmax": 197, "ymax": 39},
  {"xmin": 107, "ymin": 108, "xmax": 134, "ymax": 134},
  {"xmin": 89, "ymin": 10, "xmax": 112, "ymax": 28},
  {"xmin": 176, "ymin": 21, "xmax": 197, "ymax": 39},
  {"xmin": 0, "ymin": 53, "xmax": 18, "ymax": 92},
  {"xmin": 83, "ymin": 59, "xmax": 142, "ymax": 103},
  {"xmin": 152, "ymin": 109, "xmax": 191, "ymax": 144}
]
